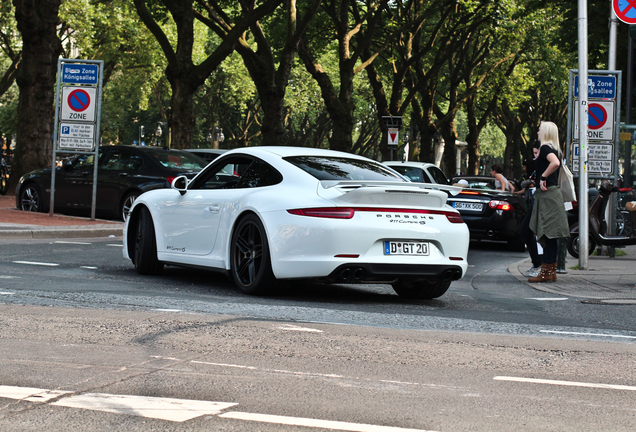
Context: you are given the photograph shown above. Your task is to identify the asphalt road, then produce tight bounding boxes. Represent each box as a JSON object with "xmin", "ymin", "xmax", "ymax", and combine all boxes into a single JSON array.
[{"xmin": 0, "ymin": 238, "xmax": 634, "ymax": 431}]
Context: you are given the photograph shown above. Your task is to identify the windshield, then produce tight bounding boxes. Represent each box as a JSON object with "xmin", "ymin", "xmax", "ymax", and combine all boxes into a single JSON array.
[
  {"xmin": 284, "ymin": 156, "xmax": 404, "ymax": 181},
  {"xmin": 146, "ymin": 149, "xmax": 208, "ymax": 170}
]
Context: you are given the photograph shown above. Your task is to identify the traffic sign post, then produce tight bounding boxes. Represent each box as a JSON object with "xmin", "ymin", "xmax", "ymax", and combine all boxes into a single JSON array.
[{"xmin": 52, "ymin": 59, "xmax": 103, "ymax": 219}]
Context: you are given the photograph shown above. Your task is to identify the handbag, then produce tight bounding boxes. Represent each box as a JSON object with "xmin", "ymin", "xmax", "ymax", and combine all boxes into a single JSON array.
[{"xmin": 558, "ymin": 161, "xmax": 577, "ymax": 202}]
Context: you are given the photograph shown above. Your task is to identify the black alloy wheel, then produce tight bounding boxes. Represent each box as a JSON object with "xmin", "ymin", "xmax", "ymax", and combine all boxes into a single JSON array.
[
  {"xmin": 20, "ymin": 183, "xmax": 43, "ymax": 212},
  {"xmin": 133, "ymin": 206, "xmax": 164, "ymax": 275},
  {"xmin": 566, "ymin": 232, "xmax": 597, "ymax": 259},
  {"xmin": 230, "ymin": 214, "xmax": 277, "ymax": 295}
]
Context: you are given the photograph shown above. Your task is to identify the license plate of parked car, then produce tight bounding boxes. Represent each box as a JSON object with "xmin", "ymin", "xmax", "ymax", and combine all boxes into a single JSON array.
[
  {"xmin": 384, "ymin": 241, "xmax": 429, "ymax": 256},
  {"xmin": 452, "ymin": 202, "xmax": 483, "ymax": 211}
]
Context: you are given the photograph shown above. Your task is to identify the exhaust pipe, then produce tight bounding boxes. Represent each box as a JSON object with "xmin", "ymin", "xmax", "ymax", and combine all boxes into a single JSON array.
[
  {"xmin": 443, "ymin": 270, "xmax": 454, "ymax": 282},
  {"xmin": 340, "ymin": 268, "xmax": 351, "ymax": 281},
  {"xmin": 353, "ymin": 268, "xmax": 366, "ymax": 282},
  {"xmin": 487, "ymin": 230, "xmax": 494, "ymax": 237}
]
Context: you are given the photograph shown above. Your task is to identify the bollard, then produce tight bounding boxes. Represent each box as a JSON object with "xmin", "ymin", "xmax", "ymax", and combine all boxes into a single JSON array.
[{"xmin": 557, "ymin": 238, "xmax": 568, "ymax": 274}]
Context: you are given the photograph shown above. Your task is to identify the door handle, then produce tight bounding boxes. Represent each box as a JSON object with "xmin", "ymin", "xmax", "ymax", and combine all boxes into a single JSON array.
[{"xmin": 208, "ymin": 204, "xmax": 221, "ymax": 214}]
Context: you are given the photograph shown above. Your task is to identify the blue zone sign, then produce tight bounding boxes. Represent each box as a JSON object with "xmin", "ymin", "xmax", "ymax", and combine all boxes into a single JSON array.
[
  {"xmin": 574, "ymin": 75, "xmax": 616, "ymax": 99},
  {"xmin": 61, "ymin": 63, "xmax": 99, "ymax": 85}
]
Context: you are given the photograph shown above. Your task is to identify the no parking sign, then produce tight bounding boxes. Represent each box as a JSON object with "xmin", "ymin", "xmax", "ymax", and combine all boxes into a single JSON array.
[{"xmin": 60, "ymin": 86, "xmax": 96, "ymax": 122}]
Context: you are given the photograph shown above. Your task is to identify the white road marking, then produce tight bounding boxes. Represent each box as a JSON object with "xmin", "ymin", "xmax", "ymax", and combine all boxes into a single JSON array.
[
  {"xmin": 0, "ymin": 292, "xmax": 14, "ymax": 295},
  {"xmin": 13, "ymin": 261, "xmax": 59, "ymax": 266},
  {"xmin": 0, "ymin": 385, "xmax": 237, "ymax": 422},
  {"xmin": 51, "ymin": 393, "xmax": 237, "ymax": 422},
  {"xmin": 0, "ymin": 275, "xmax": 19, "ymax": 279},
  {"xmin": 527, "ymin": 298, "xmax": 568, "ymax": 301},
  {"xmin": 80, "ymin": 266, "xmax": 97, "ymax": 269},
  {"xmin": 494, "ymin": 376, "xmax": 636, "ymax": 391},
  {"xmin": 191, "ymin": 361, "xmax": 258, "ymax": 370},
  {"xmin": 277, "ymin": 323, "xmax": 323, "ymax": 333},
  {"xmin": 220, "ymin": 411, "xmax": 437, "ymax": 432},
  {"xmin": 539, "ymin": 330, "xmax": 636, "ymax": 339},
  {"xmin": 0, "ymin": 385, "xmax": 72, "ymax": 402},
  {"xmin": 55, "ymin": 241, "xmax": 91, "ymax": 245},
  {"xmin": 154, "ymin": 308, "xmax": 181, "ymax": 312},
  {"xmin": 107, "ymin": 244, "xmax": 123, "ymax": 247}
]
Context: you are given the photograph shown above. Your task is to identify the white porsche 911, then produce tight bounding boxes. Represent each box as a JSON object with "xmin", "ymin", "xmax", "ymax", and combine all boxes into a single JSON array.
[{"xmin": 122, "ymin": 146, "xmax": 469, "ymax": 299}]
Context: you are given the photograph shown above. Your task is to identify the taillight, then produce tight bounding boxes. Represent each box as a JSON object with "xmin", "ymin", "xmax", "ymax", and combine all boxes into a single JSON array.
[
  {"xmin": 489, "ymin": 200, "xmax": 512, "ymax": 211},
  {"xmin": 166, "ymin": 176, "xmax": 176, "ymax": 185},
  {"xmin": 287, "ymin": 207, "xmax": 464, "ymax": 223},
  {"xmin": 287, "ymin": 208, "xmax": 355, "ymax": 219}
]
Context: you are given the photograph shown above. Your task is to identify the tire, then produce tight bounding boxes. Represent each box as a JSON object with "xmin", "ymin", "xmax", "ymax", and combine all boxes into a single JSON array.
[
  {"xmin": 507, "ymin": 236, "xmax": 526, "ymax": 252},
  {"xmin": 120, "ymin": 191, "xmax": 140, "ymax": 221},
  {"xmin": 391, "ymin": 277, "xmax": 452, "ymax": 299},
  {"xmin": 0, "ymin": 165, "xmax": 8, "ymax": 196},
  {"xmin": 133, "ymin": 206, "xmax": 164, "ymax": 275},
  {"xmin": 230, "ymin": 214, "xmax": 277, "ymax": 295},
  {"xmin": 20, "ymin": 183, "xmax": 44, "ymax": 212},
  {"xmin": 566, "ymin": 232, "xmax": 596, "ymax": 259}
]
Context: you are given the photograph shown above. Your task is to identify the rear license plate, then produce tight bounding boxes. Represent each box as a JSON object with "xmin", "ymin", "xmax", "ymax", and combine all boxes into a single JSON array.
[
  {"xmin": 384, "ymin": 241, "xmax": 429, "ymax": 256},
  {"xmin": 452, "ymin": 202, "xmax": 483, "ymax": 211}
]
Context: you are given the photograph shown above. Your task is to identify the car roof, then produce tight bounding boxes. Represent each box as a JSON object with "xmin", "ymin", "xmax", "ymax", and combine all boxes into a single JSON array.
[
  {"xmin": 183, "ymin": 149, "xmax": 227, "ymax": 154},
  {"xmin": 383, "ymin": 161, "xmax": 438, "ymax": 169},
  {"xmin": 222, "ymin": 146, "xmax": 372, "ymax": 161}
]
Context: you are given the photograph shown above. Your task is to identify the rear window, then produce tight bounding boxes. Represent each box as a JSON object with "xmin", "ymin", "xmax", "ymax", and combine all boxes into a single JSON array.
[
  {"xmin": 146, "ymin": 149, "xmax": 208, "ymax": 169},
  {"xmin": 284, "ymin": 156, "xmax": 404, "ymax": 181}
]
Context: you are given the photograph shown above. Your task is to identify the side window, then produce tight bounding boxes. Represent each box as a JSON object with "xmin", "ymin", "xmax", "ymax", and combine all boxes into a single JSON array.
[
  {"xmin": 102, "ymin": 149, "xmax": 143, "ymax": 171},
  {"xmin": 236, "ymin": 159, "xmax": 283, "ymax": 188},
  {"xmin": 191, "ymin": 156, "xmax": 252, "ymax": 190}
]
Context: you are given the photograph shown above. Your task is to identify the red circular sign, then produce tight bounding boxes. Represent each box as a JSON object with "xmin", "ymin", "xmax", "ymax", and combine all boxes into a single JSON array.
[
  {"xmin": 67, "ymin": 89, "xmax": 91, "ymax": 112},
  {"xmin": 613, "ymin": 0, "xmax": 636, "ymax": 24},
  {"xmin": 588, "ymin": 103, "xmax": 608, "ymax": 130}
]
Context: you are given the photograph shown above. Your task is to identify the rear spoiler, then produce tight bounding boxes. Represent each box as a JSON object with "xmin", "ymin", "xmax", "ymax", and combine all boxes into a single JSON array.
[{"xmin": 319, "ymin": 180, "xmax": 463, "ymax": 196}]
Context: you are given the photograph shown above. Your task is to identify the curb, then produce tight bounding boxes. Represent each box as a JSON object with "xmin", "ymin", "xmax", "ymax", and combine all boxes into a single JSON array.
[{"xmin": 0, "ymin": 225, "xmax": 123, "ymax": 239}]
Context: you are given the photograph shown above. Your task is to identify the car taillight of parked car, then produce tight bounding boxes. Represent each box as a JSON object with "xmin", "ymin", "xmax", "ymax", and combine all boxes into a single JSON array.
[
  {"xmin": 489, "ymin": 200, "xmax": 512, "ymax": 211},
  {"xmin": 166, "ymin": 176, "xmax": 176, "ymax": 185}
]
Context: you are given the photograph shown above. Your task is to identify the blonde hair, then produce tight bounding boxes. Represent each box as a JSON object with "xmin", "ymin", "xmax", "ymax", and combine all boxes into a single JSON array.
[{"xmin": 538, "ymin": 121, "xmax": 560, "ymax": 150}]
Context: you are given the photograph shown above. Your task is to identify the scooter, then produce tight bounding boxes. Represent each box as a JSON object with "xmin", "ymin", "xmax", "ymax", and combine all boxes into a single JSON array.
[{"xmin": 567, "ymin": 180, "xmax": 636, "ymax": 258}]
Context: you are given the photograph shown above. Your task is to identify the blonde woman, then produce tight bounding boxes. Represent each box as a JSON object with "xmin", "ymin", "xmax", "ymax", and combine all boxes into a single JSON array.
[{"xmin": 528, "ymin": 121, "xmax": 570, "ymax": 283}]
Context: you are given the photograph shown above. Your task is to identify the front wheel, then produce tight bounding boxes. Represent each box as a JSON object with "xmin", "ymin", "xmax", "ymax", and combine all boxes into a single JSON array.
[
  {"xmin": 133, "ymin": 207, "xmax": 163, "ymax": 275},
  {"xmin": 392, "ymin": 277, "xmax": 452, "ymax": 299},
  {"xmin": 20, "ymin": 183, "xmax": 44, "ymax": 212},
  {"xmin": 230, "ymin": 214, "xmax": 277, "ymax": 295},
  {"xmin": 566, "ymin": 232, "xmax": 597, "ymax": 259}
]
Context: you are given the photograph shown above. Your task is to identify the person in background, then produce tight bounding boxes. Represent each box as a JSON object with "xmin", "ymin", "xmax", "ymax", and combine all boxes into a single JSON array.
[
  {"xmin": 528, "ymin": 121, "xmax": 570, "ymax": 283},
  {"xmin": 490, "ymin": 164, "xmax": 515, "ymax": 192},
  {"xmin": 519, "ymin": 142, "xmax": 541, "ymax": 277}
]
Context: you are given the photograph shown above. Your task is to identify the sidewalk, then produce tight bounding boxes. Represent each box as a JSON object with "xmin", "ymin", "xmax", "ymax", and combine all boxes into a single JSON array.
[
  {"xmin": 509, "ymin": 245, "xmax": 636, "ymax": 304},
  {"xmin": 0, "ymin": 194, "xmax": 123, "ymax": 239}
]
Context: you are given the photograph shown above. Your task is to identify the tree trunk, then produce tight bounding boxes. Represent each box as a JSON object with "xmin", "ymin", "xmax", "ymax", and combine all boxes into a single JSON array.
[{"xmin": 11, "ymin": 0, "xmax": 62, "ymax": 188}]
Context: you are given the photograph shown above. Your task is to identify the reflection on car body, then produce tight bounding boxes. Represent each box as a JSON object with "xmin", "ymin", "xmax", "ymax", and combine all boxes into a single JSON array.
[{"xmin": 123, "ymin": 147, "xmax": 470, "ymax": 299}]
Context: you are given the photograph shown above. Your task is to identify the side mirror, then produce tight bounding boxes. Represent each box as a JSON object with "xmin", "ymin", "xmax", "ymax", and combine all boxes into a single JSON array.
[{"xmin": 172, "ymin": 175, "xmax": 188, "ymax": 195}]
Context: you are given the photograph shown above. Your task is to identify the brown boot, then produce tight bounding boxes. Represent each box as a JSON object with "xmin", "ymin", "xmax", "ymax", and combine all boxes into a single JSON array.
[
  {"xmin": 550, "ymin": 263, "xmax": 557, "ymax": 282},
  {"xmin": 528, "ymin": 263, "xmax": 554, "ymax": 283}
]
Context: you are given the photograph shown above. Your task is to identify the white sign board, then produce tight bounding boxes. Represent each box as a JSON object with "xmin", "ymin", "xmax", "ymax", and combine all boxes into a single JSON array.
[
  {"xmin": 58, "ymin": 123, "xmax": 94, "ymax": 150},
  {"xmin": 60, "ymin": 86, "xmax": 97, "ymax": 122},
  {"xmin": 572, "ymin": 142, "xmax": 614, "ymax": 175},
  {"xmin": 573, "ymin": 101, "xmax": 614, "ymax": 141}
]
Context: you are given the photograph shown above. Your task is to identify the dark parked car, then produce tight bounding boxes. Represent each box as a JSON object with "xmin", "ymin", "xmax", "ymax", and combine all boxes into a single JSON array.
[
  {"xmin": 383, "ymin": 161, "xmax": 527, "ymax": 252},
  {"xmin": 183, "ymin": 148, "xmax": 227, "ymax": 163},
  {"xmin": 16, "ymin": 145, "xmax": 208, "ymax": 221},
  {"xmin": 449, "ymin": 175, "xmax": 527, "ymax": 251}
]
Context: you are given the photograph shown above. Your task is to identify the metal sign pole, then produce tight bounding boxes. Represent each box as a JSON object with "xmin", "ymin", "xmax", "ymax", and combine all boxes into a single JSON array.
[{"xmin": 578, "ymin": 0, "xmax": 589, "ymax": 270}]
